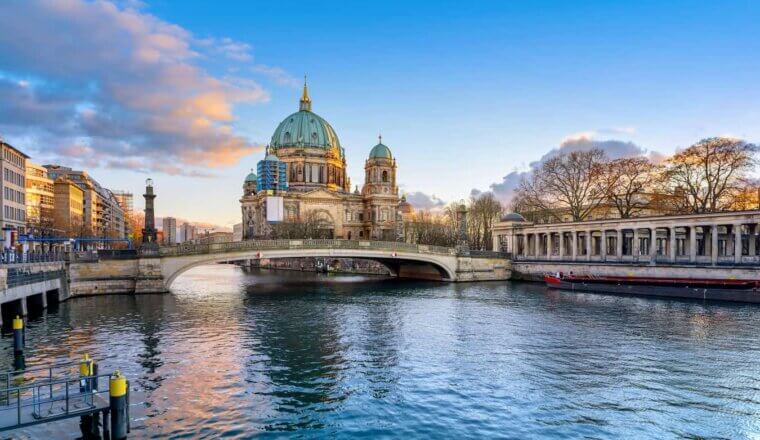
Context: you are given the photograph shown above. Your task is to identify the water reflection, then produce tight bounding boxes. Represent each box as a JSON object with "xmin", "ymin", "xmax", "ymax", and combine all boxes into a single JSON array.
[{"xmin": 2, "ymin": 264, "xmax": 759, "ymax": 438}]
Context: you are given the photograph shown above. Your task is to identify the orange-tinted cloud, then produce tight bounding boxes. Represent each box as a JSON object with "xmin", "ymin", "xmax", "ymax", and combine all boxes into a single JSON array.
[{"xmin": 0, "ymin": 0, "xmax": 271, "ymax": 176}]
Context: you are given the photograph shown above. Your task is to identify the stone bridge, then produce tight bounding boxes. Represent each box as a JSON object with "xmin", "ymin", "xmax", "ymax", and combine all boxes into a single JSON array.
[{"xmin": 70, "ymin": 240, "xmax": 511, "ymax": 295}]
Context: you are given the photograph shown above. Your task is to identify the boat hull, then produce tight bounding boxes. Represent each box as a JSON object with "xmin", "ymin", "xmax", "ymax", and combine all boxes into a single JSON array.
[{"xmin": 544, "ymin": 275, "xmax": 760, "ymax": 303}]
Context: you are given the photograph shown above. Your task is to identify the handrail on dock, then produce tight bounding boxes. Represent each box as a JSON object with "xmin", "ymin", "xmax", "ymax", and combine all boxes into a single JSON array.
[{"xmin": 0, "ymin": 372, "xmax": 113, "ymax": 431}]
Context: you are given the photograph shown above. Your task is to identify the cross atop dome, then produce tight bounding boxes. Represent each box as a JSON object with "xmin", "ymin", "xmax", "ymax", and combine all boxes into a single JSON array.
[{"xmin": 299, "ymin": 75, "xmax": 312, "ymax": 111}]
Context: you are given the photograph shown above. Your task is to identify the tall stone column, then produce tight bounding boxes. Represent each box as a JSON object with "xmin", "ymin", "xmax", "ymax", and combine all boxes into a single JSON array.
[
  {"xmin": 711, "ymin": 224, "xmax": 719, "ymax": 265},
  {"xmin": 750, "ymin": 224, "xmax": 757, "ymax": 256},
  {"xmin": 600, "ymin": 230, "xmax": 607, "ymax": 261},
  {"xmin": 142, "ymin": 178, "xmax": 158, "ymax": 251},
  {"xmin": 633, "ymin": 228, "xmax": 640, "ymax": 259},
  {"xmin": 734, "ymin": 223, "xmax": 743, "ymax": 264},
  {"xmin": 669, "ymin": 226, "xmax": 677, "ymax": 263},
  {"xmin": 559, "ymin": 232, "xmax": 565, "ymax": 260},
  {"xmin": 534, "ymin": 233, "xmax": 540, "ymax": 257},
  {"xmin": 689, "ymin": 226, "xmax": 697, "ymax": 262},
  {"xmin": 649, "ymin": 227, "xmax": 657, "ymax": 260},
  {"xmin": 456, "ymin": 203, "xmax": 469, "ymax": 255},
  {"xmin": 586, "ymin": 230, "xmax": 592, "ymax": 261},
  {"xmin": 616, "ymin": 229, "xmax": 623, "ymax": 260},
  {"xmin": 571, "ymin": 231, "xmax": 578, "ymax": 261}
]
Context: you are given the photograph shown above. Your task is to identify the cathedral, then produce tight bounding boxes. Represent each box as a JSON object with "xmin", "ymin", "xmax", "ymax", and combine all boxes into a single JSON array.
[{"xmin": 240, "ymin": 82, "xmax": 412, "ymax": 241}]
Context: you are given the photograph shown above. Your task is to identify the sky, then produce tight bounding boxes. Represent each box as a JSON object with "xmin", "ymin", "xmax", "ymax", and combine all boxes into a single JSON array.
[{"xmin": 1, "ymin": 0, "xmax": 759, "ymax": 228}]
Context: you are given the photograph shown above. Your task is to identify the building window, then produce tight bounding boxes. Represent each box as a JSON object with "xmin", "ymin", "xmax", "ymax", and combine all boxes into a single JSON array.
[{"xmin": 382, "ymin": 170, "xmax": 388, "ymax": 182}]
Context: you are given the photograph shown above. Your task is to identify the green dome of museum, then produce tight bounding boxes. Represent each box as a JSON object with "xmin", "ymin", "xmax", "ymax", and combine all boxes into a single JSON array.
[
  {"xmin": 270, "ymin": 82, "xmax": 342, "ymax": 152},
  {"xmin": 369, "ymin": 138, "xmax": 392, "ymax": 159},
  {"xmin": 244, "ymin": 171, "xmax": 257, "ymax": 182}
]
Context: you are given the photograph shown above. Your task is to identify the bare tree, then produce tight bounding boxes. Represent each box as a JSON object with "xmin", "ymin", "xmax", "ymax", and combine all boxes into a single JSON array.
[
  {"xmin": 515, "ymin": 149, "xmax": 610, "ymax": 222},
  {"xmin": 403, "ymin": 209, "xmax": 457, "ymax": 247},
  {"xmin": 603, "ymin": 157, "xmax": 661, "ymax": 218},
  {"xmin": 662, "ymin": 137, "xmax": 758, "ymax": 213},
  {"xmin": 468, "ymin": 192, "xmax": 503, "ymax": 250},
  {"xmin": 269, "ymin": 210, "xmax": 334, "ymax": 239}
]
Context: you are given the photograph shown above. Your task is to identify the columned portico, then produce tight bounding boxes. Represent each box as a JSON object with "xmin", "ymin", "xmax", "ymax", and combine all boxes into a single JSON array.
[{"xmin": 492, "ymin": 210, "xmax": 760, "ymax": 268}]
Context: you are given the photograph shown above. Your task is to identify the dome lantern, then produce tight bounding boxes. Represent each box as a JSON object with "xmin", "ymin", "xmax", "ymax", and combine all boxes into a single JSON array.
[{"xmin": 299, "ymin": 76, "xmax": 312, "ymax": 112}]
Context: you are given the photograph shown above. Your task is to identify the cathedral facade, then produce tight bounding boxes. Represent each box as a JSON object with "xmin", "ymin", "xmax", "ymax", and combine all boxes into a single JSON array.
[{"xmin": 240, "ymin": 83, "xmax": 411, "ymax": 241}]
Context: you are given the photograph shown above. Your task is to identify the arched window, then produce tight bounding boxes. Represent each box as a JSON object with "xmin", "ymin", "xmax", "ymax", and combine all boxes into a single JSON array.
[{"xmin": 382, "ymin": 170, "xmax": 388, "ymax": 182}]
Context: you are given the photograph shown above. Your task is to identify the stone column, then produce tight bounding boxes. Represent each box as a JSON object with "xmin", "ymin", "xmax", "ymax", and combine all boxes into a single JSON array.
[
  {"xmin": 633, "ymin": 228, "xmax": 640, "ymax": 259},
  {"xmin": 669, "ymin": 226, "xmax": 677, "ymax": 263},
  {"xmin": 711, "ymin": 224, "xmax": 719, "ymax": 265},
  {"xmin": 616, "ymin": 229, "xmax": 623, "ymax": 260},
  {"xmin": 649, "ymin": 226, "xmax": 657, "ymax": 260},
  {"xmin": 534, "ymin": 233, "xmax": 540, "ymax": 257},
  {"xmin": 734, "ymin": 223, "xmax": 743, "ymax": 264},
  {"xmin": 546, "ymin": 233, "xmax": 552, "ymax": 257},
  {"xmin": 571, "ymin": 231, "xmax": 578, "ymax": 261},
  {"xmin": 559, "ymin": 232, "xmax": 565, "ymax": 260},
  {"xmin": 689, "ymin": 226, "xmax": 697, "ymax": 262},
  {"xmin": 600, "ymin": 230, "xmax": 607, "ymax": 261},
  {"xmin": 750, "ymin": 224, "xmax": 757, "ymax": 256},
  {"xmin": 586, "ymin": 230, "xmax": 592, "ymax": 261}
]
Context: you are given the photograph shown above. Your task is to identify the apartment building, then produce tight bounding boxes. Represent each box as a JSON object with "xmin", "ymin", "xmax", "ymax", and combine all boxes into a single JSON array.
[{"xmin": 1, "ymin": 141, "xmax": 29, "ymax": 247}]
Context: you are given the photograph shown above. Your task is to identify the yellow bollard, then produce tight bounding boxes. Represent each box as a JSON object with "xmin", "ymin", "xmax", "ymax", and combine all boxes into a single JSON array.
[
  {"xmin": 12, "ymin": 316, "xmax": 23, "ymax": 355},
  {"xmin": 109, "ymin": 370, "xmax": 129, "ymax": 439}
]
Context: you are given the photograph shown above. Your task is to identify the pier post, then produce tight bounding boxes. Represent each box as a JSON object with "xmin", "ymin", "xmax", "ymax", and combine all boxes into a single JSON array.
[
  {"xmin": 12, "ymin": 316, "xmax": 23, "ymax": 355},
  {"xmin": 109, "ymin": 370, "xmax": 129, "ymax": 440},
  {"xmin": 79, "ymin": 353, "xmax": 99, "ymax": 439}
]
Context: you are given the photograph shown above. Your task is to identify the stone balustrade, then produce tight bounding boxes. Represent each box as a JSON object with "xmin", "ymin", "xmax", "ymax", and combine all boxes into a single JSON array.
[{"xmin": 492, "ymin": 210, "xmax": 760, "ymax": 266}]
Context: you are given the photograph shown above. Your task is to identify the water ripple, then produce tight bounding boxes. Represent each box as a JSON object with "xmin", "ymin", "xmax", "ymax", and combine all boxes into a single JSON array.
[{"xmin": 3, "ymin": 265, "xmax": 760, "ymax": 438}]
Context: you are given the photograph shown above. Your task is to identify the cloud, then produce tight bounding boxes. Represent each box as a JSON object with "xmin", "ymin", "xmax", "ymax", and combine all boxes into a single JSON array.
[
  {"xmin": 252, "ymin": 65, "xmax": 301, "ymax": 88},
  {"xmin": 0, "ymin": 0, "xmax": 271, "ymax": 176},
  {"xmin": 406, "ymin": 191, "xmax": 446, "ymax": 210},
  {"xmin": 481, "ymin": 133, "xmax": 655, "ymax": 204}
]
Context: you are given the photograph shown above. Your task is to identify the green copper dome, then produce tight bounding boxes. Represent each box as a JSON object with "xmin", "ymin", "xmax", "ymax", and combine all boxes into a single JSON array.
[
  {"xmin": 369, "ymin": 142, "xmax": 392, "ymax": 159},
  {"xmin": 270, "ymin": 82, "xmax": 342, "ymax": 152},
  {"xmin": 245, "ymin": 171, "xmax": 257, "ymax": 182}
]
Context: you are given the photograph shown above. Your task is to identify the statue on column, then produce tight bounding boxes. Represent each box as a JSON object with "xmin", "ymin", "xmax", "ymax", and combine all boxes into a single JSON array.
[
  {"xmin": 456, "ymin": 202, "xmax": 470, "ymax": 255},
  {"xmin": 142, "ymin": 178, "xmax": 159, "ymax": 251}
]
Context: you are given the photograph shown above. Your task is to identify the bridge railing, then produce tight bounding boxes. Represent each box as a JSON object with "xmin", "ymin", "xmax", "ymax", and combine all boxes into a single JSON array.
[{"xmin": 158, "ymin": 239, "xmax": 458, "ymax": 257}]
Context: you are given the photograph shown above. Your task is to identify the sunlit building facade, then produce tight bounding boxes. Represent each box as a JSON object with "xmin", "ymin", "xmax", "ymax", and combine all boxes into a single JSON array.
[{"xmin": 25, "ymin": 161, "xmax": 55, "ymax": 235}]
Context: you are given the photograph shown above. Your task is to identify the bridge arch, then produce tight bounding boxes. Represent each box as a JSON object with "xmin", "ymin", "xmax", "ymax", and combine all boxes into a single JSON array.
[{"xmin": 160, "ymin": 244, "xmax": 459, "ymax": 290}]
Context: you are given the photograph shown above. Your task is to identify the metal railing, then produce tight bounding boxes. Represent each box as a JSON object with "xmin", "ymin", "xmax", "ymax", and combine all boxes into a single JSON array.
[
  {"xmin": 0, "ymin": 251, "xmax": 66, "ymax": 265},
  {"xmin": 0, "ymin": 373, "xmax": 112, "ymax": 430},
  {"xmin": 159, "ymin": 239, "xmax": 459, "ymax": 257},
  {"xmin": 0, "ymin": 361, "xmax": 82, "ymax": 399},
  {"xmin": 6, "ymin": 268, "xmax": 65, "ymax": 289}
]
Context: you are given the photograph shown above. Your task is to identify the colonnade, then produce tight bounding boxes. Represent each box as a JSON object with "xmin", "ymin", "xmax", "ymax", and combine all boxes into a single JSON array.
[{"xmin": 494, "ymin": 212, "xmax": 760, "ymax": 266}]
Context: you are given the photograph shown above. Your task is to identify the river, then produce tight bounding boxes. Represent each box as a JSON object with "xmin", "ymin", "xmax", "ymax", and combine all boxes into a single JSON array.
[{"xmin": 4, "ymin": 265, "xmax": 760, "ymax": 438}]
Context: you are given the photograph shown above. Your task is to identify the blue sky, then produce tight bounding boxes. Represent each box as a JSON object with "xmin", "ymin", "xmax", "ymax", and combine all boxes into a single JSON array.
[{"xmin": 1, "ymin": 0, "xmax": 759, "ymax": 227}]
